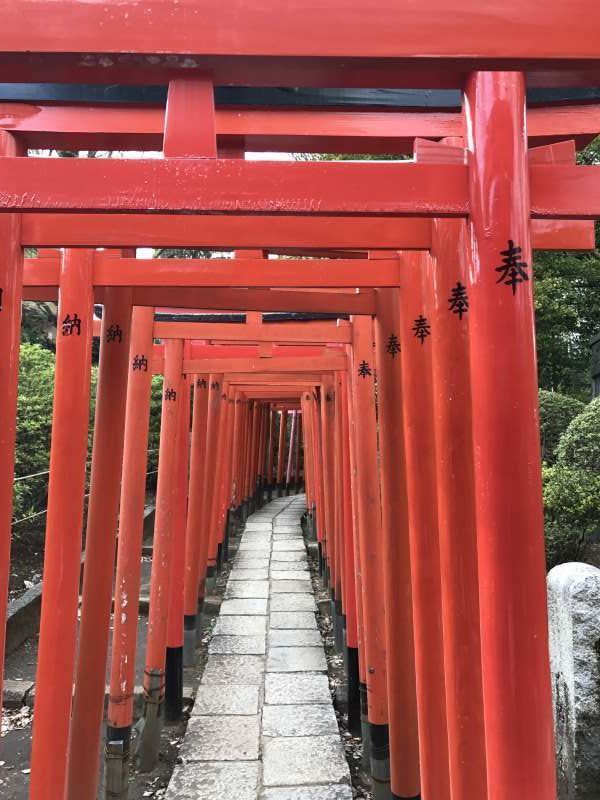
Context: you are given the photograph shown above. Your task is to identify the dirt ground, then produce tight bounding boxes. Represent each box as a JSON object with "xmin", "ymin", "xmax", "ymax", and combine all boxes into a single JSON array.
[{"xmin": 7, "ymin": 528, "xmax": 44, "ymax": 603}]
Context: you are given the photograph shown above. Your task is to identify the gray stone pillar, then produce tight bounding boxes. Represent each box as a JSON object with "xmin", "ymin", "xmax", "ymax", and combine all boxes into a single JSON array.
[{"xmin": 548, "ymin": 562, "xmax": 600, "ymax": 800}]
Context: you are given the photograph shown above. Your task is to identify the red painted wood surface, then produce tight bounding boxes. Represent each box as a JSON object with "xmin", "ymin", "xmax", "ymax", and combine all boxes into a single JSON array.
[
  {"xmin": 398, "ymin": 252, "xmax": 450, "ymax": 799},
  {"xmin": 465, "ymin": 70, "xmax": 556, "ymax": 800},
  {"xmin": 107, "ymin": 306, "xmax": 155, "ymax": 730},
  {"xmin": 17, "ymin": 212, "xmax": 594, "ymax": 250},
  {"xmin": 373, "ymin": 286, "xmax": 420, "ymax": 798},
  {"xmin": 143, "ymin": 341, "xmax": 184, "ymax": 677},
  {"xmin": 2, "ymin": 102, "xmax": 599, "ymax": 152},
  {"xmin": 152, "ymin": 322, "xmax": 352, "ymax": 344},
  {"xmin": 0, "ymin": 132, "xmax": 22, "ymax": 708},
  {"xmin": 66, "ymin": 286, "xmax": 133, "ymax": 800},
  {"xmin": 0, "ymin": 0, "xmax": 596, "ymax": 62},
  {"xmin": 19, "ymin": 214, "xmax": 433, "ymax": 249},
  {"xmin": 0, "ymin": 157, "xmax": 469, "ymax": 214},
  {"xmin": 30, "ymin": 250, "xmax": 95, "ymax": 800}
]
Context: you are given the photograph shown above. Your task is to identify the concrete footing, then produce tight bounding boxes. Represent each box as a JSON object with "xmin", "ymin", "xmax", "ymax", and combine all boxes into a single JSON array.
[
  {"xmin": 370, "ymin": 723, "xmax": 391, "ymax": 799},
  {"xmin": 135, "ymin": 669, "xmax": 164, "ymax": 772},
  {"xmin": 105, "ymin": 726, "xmax": 131, "ymax": 800},
  {"xmin": 183, "ymin": 615, "xmax": 197, "ymax": 667},
  {"xmin": 360, "ymin": 683, "xmax": 371, "ymax": 770},
  {"xmin": 165, "ymin": 646, "xmax": 183, "ymax": 722},
  {"xmin": 205, "ymin": 565, "xmax": 217, "ymax": 596},
  {"xmin": 333, "ymin": 598, "xmax": 344, "ymax": 654}
]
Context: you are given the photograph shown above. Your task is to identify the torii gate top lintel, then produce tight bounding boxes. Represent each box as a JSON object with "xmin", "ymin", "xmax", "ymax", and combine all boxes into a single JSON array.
[{"xmin": 0, "ymin": 0, "xmax": 598, "ymax": 89}]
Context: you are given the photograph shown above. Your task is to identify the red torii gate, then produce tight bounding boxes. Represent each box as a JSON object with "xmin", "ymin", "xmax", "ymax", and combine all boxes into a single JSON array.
[
  {"xmin": 2, "ymin": 99, "xmax": 600, "ymax": 152},
  {"xmin": 0, "ymin": 6, "xmax": 598, "ymax": 800}
]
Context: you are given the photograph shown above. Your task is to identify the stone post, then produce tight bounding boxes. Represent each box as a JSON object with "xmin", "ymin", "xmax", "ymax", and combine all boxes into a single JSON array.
[{"xmin": 548, "ymin": 562, "xmax": 600, "ymax": 800}]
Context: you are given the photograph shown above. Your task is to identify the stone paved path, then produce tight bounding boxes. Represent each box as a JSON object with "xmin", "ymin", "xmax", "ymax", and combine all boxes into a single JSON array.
[{"xmin": 166, "ymin": 495, "xmax": 352, "ymax": 800}]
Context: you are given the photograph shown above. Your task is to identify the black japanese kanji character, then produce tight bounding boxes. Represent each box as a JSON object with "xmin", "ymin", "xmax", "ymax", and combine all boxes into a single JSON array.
[
  {"xmin": 495, "ymin": 239, "xmax": 529, "ymax": 295},
  {"xmin": 412, "ymin": 315, "xmax": 431, "ymax": 344},
  {"xmin": 106, "ymin": 323, "xmax": 123, "ymax": 343},
  {"xmin": 448, "ymin": 282, "xmax": 469, "ymax": 319},
  {"xmin": 132, "ymin": 354, "xmax": 148, "ymax": 372},
  {"xmin": 386, "ymin": 333, "xmax": 401, "ymax": 358},
  {"xmin": 358, "ymin": 360, "xmax": 372, "ymax": 378},
  {"xmin": 61, "ymin": 313, "xmax": 81, "ymax": 336},
  {"xmin": 196, "ymin": 377, "xmax": 208, "ymax": 389},
  {"xmin": 164, "ymin": 388, "xmax": 177, "ymax": 401}
]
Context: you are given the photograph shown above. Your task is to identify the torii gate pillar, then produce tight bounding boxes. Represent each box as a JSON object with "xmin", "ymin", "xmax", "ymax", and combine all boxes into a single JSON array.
[{"xmin": 464, "ymin": 71, "xmax": 556, "ymax": 799}]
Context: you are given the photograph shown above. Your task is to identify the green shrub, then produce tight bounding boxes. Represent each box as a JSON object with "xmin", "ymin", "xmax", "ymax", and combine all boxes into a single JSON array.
[
  {"xmin": 543, "ymin": 464, "xmax": 600, "ymax": 568},
  {"xmin": 14, "ymin": 344, "xmax": 163, "ymax": 531},
  {"xmin": 14, "ymin": 344, "xmax": 55, "ymax": 526},
  {"xmin": 147, "ymin": 375, "xmax": 163, "ymax": 487},
  {"xmin": 538, "ymin": 389, "xmax": 585, "ymax": 465},
  {"xmin": 555, "ymin": 397, "xmax": 600, "ymax": 471}
]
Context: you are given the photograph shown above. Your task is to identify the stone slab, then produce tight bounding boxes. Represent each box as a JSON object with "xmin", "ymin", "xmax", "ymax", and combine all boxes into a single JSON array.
[
  {"xmin": 220, "ymin": 599, "xmax": 268, "ymax": 616},
  {"xmin": 238, "ymin": 542, "xmax": 272, "ymax": 552},
  {"xmin": 2, "ymin": 679, "xmax": 34, "ymax": 709},
  {"xmin": 265, "ymin": 673, "xmax": 331, "ymax": 705},
  {"xmin": 225, "ymin": 580, "xmax": 270, "ymax": 600},
  {"xmin": 245, "ymin": 522, "xmax": 273, "ymax": 531},
  {"xmin": 229, "ymin": 568, "xmax": 270, "ymax": 581},
  {"xmin": 268, "ymin": 629, "xmax": 322, "ymax": 648},
  {"xmin": 166, "ymin": 761, "xmax": 260, "ymax": 800},
  {"xmin": 209, "ymin": 635, "xmax": 266, "ymax": 655},
  {"xmin": 271, "ymin": 580, "xmax": 313, "ymax": 594},
  {"xmin": 267, "ymin": 646, "xmax": 327, "ymax": 673},
  {"xmin": 180, "ymin": 715, "xmax": 260, "ymax": 761},
  {"xmin": 271, "ymin": 552, "xmax": 308, "ymax": 563},
  {"xmin": 269, "ymin": 612, "xmax": 317, "ymax": 630},
  {"xmin": 262, "ymin": 736, "xmax": 349, "ymax": 786},
  {"xmin": 237, "ymin": 536, "xmax": 271, "ymax": 544},
  {"xmin": 272, "ymin": 541, "xmax": 305, "ymax": 552},
  {"xmin": 192, "ymin": 685, "xmax": 260, "ymax": 716},
  {"xmin": 269, "ymin": 563, "xmax": 308, "ymax": 573},
  {"xmin": 269, "ymin": 594, "xmax": 316, "ymax": 612},
  {"xmin": 262, "ymin": 704, "xmax": 339, "ymax": 737},
  {"xmin": 214, "ymin": 615, "xmax": 267, "ymax": 636},
  {"xmin": 233, "ymin": 557, "xmax": 270, "ymax": 569},
  {"xmin": 201, "ymin": 654, "xmax": 266, "ymax": 686},
  {"xmin": 270, "ymin": 570, "xmax": 311, "ymax": 581},
  {"xmin": 260, "ymin": 786, "xmax": 352, "ymax": 800}
]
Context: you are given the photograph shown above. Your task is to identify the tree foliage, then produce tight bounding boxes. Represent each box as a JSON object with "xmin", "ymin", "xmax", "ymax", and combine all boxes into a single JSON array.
[
  {"xmin": 14, "ymin": 344, "xmax": 55, "ymax": 526},
  {"xmin": 555, "ymin": 396, "xmax": 600, "ymax": 472},
  {"xmin": 543, "ymin": 398, "xmax": 600, "ymax": 568},
  {"xmin": 534, "ymin": 244, "xmax": 600, "ymax": 399},
  {"xmin": 538, "ymin": 389, "xmax": 585, "ymax": 464},
  {"xmin": 147, "ymin": 374, "xmax": 164, "ymax": 484},
  {"xmin": 14, "ymin": 343, "xmax": 163, "ymax": 532},
  {"xmin": 543, "ymin": 466, "xmax": 600, "ymax": 568}
]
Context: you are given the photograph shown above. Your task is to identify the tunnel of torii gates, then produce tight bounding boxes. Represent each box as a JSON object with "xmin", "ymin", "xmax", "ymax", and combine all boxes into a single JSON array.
[{"xmin": 0, "ymin": 4, "xmax": 599, "ymax": 800}]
